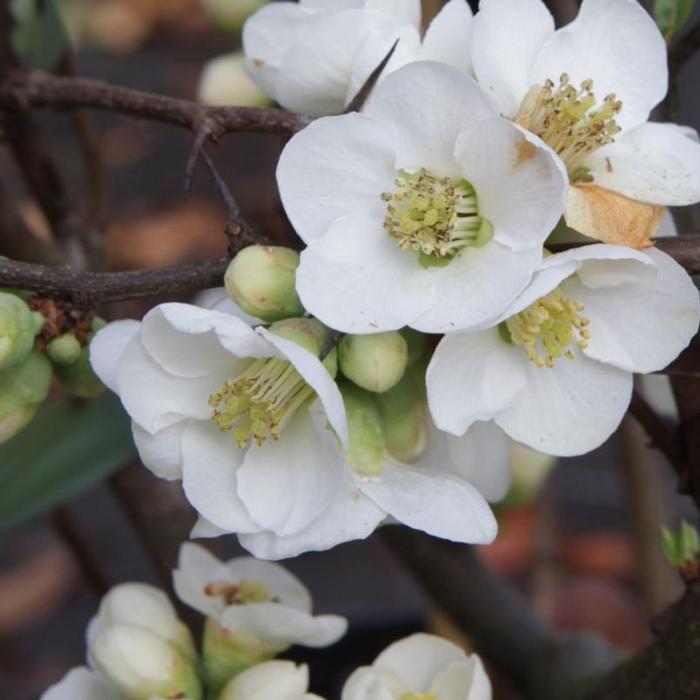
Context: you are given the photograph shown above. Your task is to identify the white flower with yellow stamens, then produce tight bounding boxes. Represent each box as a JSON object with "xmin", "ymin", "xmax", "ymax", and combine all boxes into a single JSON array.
[
  {"xmin": 427, "ymin": 245, "xmax": 700, "ymax": 456},
  {"xmin": 243, "ymin": 0, "xmax": 473, "ymax": 117},
  {"xmin": 470, "ymin": 0, "xmax": 700, "ymax": 248},
  {"xmin": 278, "ymin": 61, "xmax": 567, "ymax": 334}
]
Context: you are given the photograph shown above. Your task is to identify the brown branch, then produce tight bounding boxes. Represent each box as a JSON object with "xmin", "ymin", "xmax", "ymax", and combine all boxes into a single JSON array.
[{"xmin": 0, "ymin": 70, "xmax": 311, "ymax": 137}]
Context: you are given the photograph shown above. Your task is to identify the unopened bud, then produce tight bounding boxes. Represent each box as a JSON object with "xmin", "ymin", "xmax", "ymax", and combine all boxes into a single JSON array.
[
  {"xmin": 91, "ymin": 625, "xmax": 202, "ymax": 700},
  {"xmin": 218, "ymin": 660, "xmax": 309, "ymax": 700},
  {"xmin": 46, "ymin": 333, "xmax": 82, "ymax": 366},
  {"xmin": 225, "ymin": 246, "xmax": 304, "ymax": 323},
  {"xmin": 341, "ymin": 383, "xmax": 385, "ymax": 476},
  {"xmin": 97, "ymin": 584, "xmax": 196, "ymax": 661},
  {"xmin": 0, "ymin": 351, "xmax": 52, "ymax": 443},
  {"xmin": 339, "ymin": 332, "xmax": 407, "ymax": 394},
  {"xmin": 199, "ymin": 52, "xmax": 271, "ymax": 107},
  {"xmin": 202, "ymin": 0, "xmax": 269, "ymax": 33},
  {"xmin": 0, "ymin": 292, "xmax": 43, "ymax": 371},
  {"xmin": 269, "ymin": 317, "xmax": 338, "ymax": 377},
  {"xmin": 55, "ymin": 346, "xmax": 105, "ymax": 398}
]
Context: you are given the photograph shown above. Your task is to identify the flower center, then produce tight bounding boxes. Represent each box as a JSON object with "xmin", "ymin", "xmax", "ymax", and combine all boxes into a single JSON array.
[
  {"xmin": 400, "ymin": 694, "xmax": 438, "ymax": 700},
  {"xmin": 209, "ymin": 358, "xmax": 315, "ymax": 448},
  {"xmin": 381, "ymin": 169, "xmax": 493, "ymax": 262},
  {"xmin": 515, "ymin": 74, "xmax": 622, "ymax": 179},
  {"xmin": 204, "ymin": 579, "xmax": 271, "ymax": 606},
  {"xmin": 499, "ymin": 287, "xmax": 590, "ymax": 368}
]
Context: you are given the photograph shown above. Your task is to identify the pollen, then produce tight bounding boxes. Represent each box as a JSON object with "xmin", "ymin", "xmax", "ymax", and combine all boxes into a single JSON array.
[
  {"xmin": 501, "ymin": 287, "xmax": 591, "ymax": 368},
  {"xmin": 381, "ymin": 169, "xmax": 493, "ymax": 260},
  {"xmin": 209, "ymin": 357, "xmax": 315, "ymax": 447},
  {"xmin": 515, "ymin": 74, "xmax": 622, "ymax": 177},
  {"xmin": 204, "ymin": 579, "xmax": 271, "ymax": 606}
]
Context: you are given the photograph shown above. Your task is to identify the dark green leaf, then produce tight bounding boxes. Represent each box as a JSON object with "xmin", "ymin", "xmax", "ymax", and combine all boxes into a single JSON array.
[
  {"xmin": 10, "ymin": 0, "xmax": 72, "ymax": 71},
  {"xmin": 0, "ymin": 393, "xmax": 134, "ymax": 529},
  {"xmin": 655, "ymin": 0, "xmax": 697, "ymax": 41}
]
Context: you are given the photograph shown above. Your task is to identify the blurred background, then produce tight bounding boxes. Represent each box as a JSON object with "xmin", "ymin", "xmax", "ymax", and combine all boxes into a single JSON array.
[{"xmin": 1, "ymin": 1, "xmax": 700, "ymax": 698}]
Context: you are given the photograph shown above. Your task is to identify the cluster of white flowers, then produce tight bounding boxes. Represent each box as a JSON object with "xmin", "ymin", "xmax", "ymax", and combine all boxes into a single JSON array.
[
  {"xmin": 41, "ymin": 543, "xmax": 491, "ymax": 700},
  {"xmin": 91, "ymin": 0, "xmax": 700, "ymax": 560}
]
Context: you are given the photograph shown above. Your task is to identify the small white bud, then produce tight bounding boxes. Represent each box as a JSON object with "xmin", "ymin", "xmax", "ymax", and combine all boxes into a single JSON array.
[
  {"xmin": 218, "ymin": 660, "xmax": 309, "ymax": 700},
  {"xmin": 339, "ymin": 332, "xmax": 408, "ymax": 394},
  {"xmin": 198, "ymin": 52, "xmax": 271, "ymax": 107}
]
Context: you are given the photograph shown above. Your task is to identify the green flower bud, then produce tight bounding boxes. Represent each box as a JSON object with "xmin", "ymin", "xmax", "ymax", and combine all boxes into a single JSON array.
[
  {"xmin": 339, "ymin": 332, "xmax": 408, "ymax": 394},
  {"xmin": 46, "ymin": 333, "xmax": 82, "ymax": 366},
  {"xmin": 341, "ymin": 382, "xmax": 386, "ymax": 476},
  {"xmin": 202, "ymin": 0, "xmax": 269, "ymax": 33},
  {"xmin": 0, "ymin": 292, "xmax": 43, "ymax": 371},
  {"xmin": 54, "ymin": 346, "xmax": 105, "ymax": 398},
  {"xmin": 0, "ymin": 351, "xmax": 52, "ymax": 443},
  {"xmin": 203, "ymin": 618, "xmax": 275, "ymax": 697},
  {"xmin": 91, "ymin": 316, "xmax": 107, "ymax": 334},
  {"xmin": 268, "ymin": 317, "xmax": 338, "ymax": 377},
  {"xmin": 225, "ymin": 246, "xmax": 304, "ymax": 323},
  {"xmin": 377, "ymin": 370, "xmax": 428, "ymax": 464}
]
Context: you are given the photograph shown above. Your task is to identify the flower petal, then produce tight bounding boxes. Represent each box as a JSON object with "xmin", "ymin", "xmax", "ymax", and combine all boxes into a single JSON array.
[
  {"xmin": 41, "ymin": 667, "xmax": 120, "ymax": 700},
  {"xmin": 531, "ymin": 0, "xmax": 667, "ymax": 131},
  {"xmin": 586, "ymin": 122, "xmax": 700, "ymax": 206},
  {"xmin": 374, "ymin": 633, "xmax": 467, "ymax": 691},
  {"xmin": 470, "ymin": 0, "xmax": 554, "ymax": 117},
  {"xmin": 295, "ymin": 212, "xmax": 435, "ymax": 333},
  {"xmin": 417, "ymin": 0, "xmax": 474, "ymax": 73},
  {"xmin": 195, "ymin": 288, "xmax": 263, "ymax": 324},
  {"xmin": 191, "ymin": 517, "xmax": 228, "ymax": 538},
  {"xmin": 132, "ymin": 421, "xmax": 185, "ymax": 480},
  {"xmin": 574, "ymin": 248, "xmax": 700, "ymax": 373},
  {"xmin": 173, "ymin": 542, "xmax": 230, "ymax": 619},
  {"xmin": 364, "ymin": 0, "xmax": 420, "ymax": 27},
  {"xmin": 341, "ymin": 668, "xmax": 400, "ymax": 700},
  {"xmin": 496, "ymin": 352, "xmax": 633, "ymax": 456},
  {"xmin": 364, "ymin": 61, "xmax": 494, "ymax": 176},
  {"xmin": 427, "ymin": 330, "xmax": 527, "ymax": 436},
  {"xmin": 221, "ymin": 604, "xmax": 348, "ymax": 649},
  {"xmin": 239, "ymin": 484, "xmax": 385, "ymax": 560},
  {"xmin": 89, "ymin": 320, "xmax": 140, "ymax": 393},
  {"xmin": 235, "ymin": 409, "xmax": 344, "ymax": 537},
  {"xmin": 455, "ymin": 118, "xmax": 567, "ymax": 251},
  {"xmin": 413, "ymin": 242, "xmax": 541, "ymax": 333},
  {"xmin": 181, "ymin": 420, "xmax": 259, "ymax": 534},
  {"xmin": 277, "ymin": 113, "xmax": 397, "ymax": 243},
  {"xmin": 360, "ymin": 462, "xmax": 498, "ymax": 544},
  {"xmin": 429, "ymin": 658, "xmax": 492, "ymax": 700}
]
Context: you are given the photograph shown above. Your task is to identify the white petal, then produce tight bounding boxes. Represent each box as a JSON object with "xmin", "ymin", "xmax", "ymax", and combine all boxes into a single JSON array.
[
  {"xmin": 429, "ymin": 658, "xmax": 492, "ymax": 700},
  {"xmin": 575, "ymin": 248, "xmax": 700, "ymax": 373},
  {"xmin": 456, "ymin": 119, "xmax": 567, "ymax": 251},
  {"xmin": 221, "ymin": 604, "xmax": 348, "ymax": 649},
  {"xmin": 365, "ymin": 62, "xmax": 494, "ymax": 176},
  {"xmin": 295, "ymin": 213, "xmax": 435, "ymax": 333},
  {"xmin": 470, "ymin": 0, "xmax": 554, "ymax": 116},
  {"xmin": 586, "ymin": 122, "xmax": 700, "ymax": 206},
  {"xmin": 41, "ymin": 668, "xmax": 119, "ymax": 700},
  {"xmin": 243, "ymin": 3, "xmax": 316, "ymax": 99},
  {"xmin": 181, "ymin": 420, "xmax": 260, "ymax": 534},
  {"xmin": 173, "ymin": 542, "xmax": 231, "ymax": 619},
  {"xmin": 239, "ymin": 484, "xmax": 385, "ymax": 560},
  {"xmin": 236, "ymin": 410, "xmax": 344, "ymax": 537},
  {"xmin": 427, "ymin": 330, "xmax": 527, "ymax": 435},
  {"xmin": 496, "ymin": 353, "xmax": 633, "ymax": 456},
  {"xmin": 364, "ymin": 0, "xmax": 420, "ymax": 27},
  {"xmin": 374, "ymin": 633, "xmax": 467, "ymax": 691},
  {"xmin": 341, "ymin": 668, "xmax": 398, "ymax": 700},
  {"xmin": 360, "ymin": 462, "xmax": 498, "ymax": 544},
  {"xmin": 417, "ymin": 0, "xmax": 474, "ymax": 73},
  {"xmin": 277, "ymin": 113, "xmax": 397, "ymax": 243},
  {"xmin": 224, "ymin": 661, "xmax": 309, "ymax": 700},
  {"xmin": 274, "ymin": 9, "xmax": 401, "ymax": 116},
  {"xmin": 195, "ymin": 288, "xmax": 264, "ymax": 324},
  {"xmin": 413, "ymin": 243, "xmax": 541, "ymax": 334},
  {"xmin": 531, "ymin": 0, "xmax": 668, "ymax": 131},
  {"xmin": 258, "ymin": 330, "xmax": 348, "ymax": 447},
  {"xmin": 132, "ymin": 421, "xmax": 185, "ymax": 480},
  {"xmin": 89, "ymin": 320, "xmax": 140, "ymax": 393},
  {"xmin": 191, "ymin": 517, "xmax": 228, "ymax": 538}
]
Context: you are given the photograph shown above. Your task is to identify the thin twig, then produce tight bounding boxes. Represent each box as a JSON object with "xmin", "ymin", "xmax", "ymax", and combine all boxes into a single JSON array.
[{"xmin": 183, "ymin": 126, "xmax": 211, "ymax": 196}]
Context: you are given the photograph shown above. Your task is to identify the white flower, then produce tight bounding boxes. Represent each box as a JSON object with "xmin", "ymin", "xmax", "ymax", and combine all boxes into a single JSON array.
[
  {"xmin": 218, "ymin": 660, "xmax": 323, "ymax": 700},
  {"xmin": 342, "ymin": 633, "xmax": 491, "ymax": 700},
  {"xmin": 278, "ymin": 61, "xmax": 567, "ymax": 334},
  {"xmin": 470, "ymin": 0, "xmax": 700, "ymax": 248},
  {"xmin": 243, "ymin": 0, "xmax": 473, "ymax": 116},
  {"xmin": 198, "ymin": 52, "xmax": 271, "ymax": 108},
  {"xmin": 427, "ymin": 245, "xmax": 700, "ymax": 456},
  {"xmin": 91, "ymin": 302, "xmax": 510, "ymax": 559},
  {"xmin": 41, "ymin": 668, "xmax": 120, "ymax": 700},
  {"xmin": 173, "ymin": 542, "xmax": 347, "ymax": 652}
]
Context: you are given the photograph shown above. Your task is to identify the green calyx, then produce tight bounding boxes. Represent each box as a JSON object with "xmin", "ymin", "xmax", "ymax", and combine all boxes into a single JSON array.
[
  {"xmin": 339, "ymin": 331, "xmax": 408, "ymax": 394},
  {"xmin": 268, "ymin": 317, "xmax": 338, "ymax": 377},
  {"xmin": 54, "ymin": 346, "xmax": 105, "ymax": 398},
  {"xmin": 0, "ymin": 292, "xmax": 44, "ymax": 371},
  {"xmin": 46, "ymin": 333, "xmax": 82, "ymax": 365}
]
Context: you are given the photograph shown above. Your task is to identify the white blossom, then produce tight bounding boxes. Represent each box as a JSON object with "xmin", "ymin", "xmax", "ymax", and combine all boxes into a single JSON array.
[{"xmin": 218, "ymin": 660, "xmax": 323, "ymax": 700}]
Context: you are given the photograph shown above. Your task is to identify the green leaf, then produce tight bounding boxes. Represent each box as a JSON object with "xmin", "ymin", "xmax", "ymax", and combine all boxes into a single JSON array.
[
  {"xmin": 655, "ymin": 0, "xmax": 697, "ymax": 41},
  {"xmin": 0, "ymin": 393, "xmax": 134, "ymax": 529},
  {"xmin": 661, "ymin": 521, "xmax": 700, "ymax": 568},
  {"xmin": 10, "ymin": 0, "xmax": 72, "ymax": 71}
]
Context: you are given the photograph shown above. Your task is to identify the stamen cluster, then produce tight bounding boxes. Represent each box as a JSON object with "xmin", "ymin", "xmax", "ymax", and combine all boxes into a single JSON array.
[
  {"xmin": 516, "ymin": 74, "xmax": 622, "ymax": 177},
  {"xmin": 381, "ymin": 169, "xmax": 493, "ymax": 260},
  {"xmin": 204, "ymin": 580, "xmax": 271, "ymax": 606},
  {"xmin": 209, "ymin": 358, "xmax": 314, "ymax": 447},
  {"xmin": 502, "ymin": 288, "xmax": 591, "ymax": 368}
]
